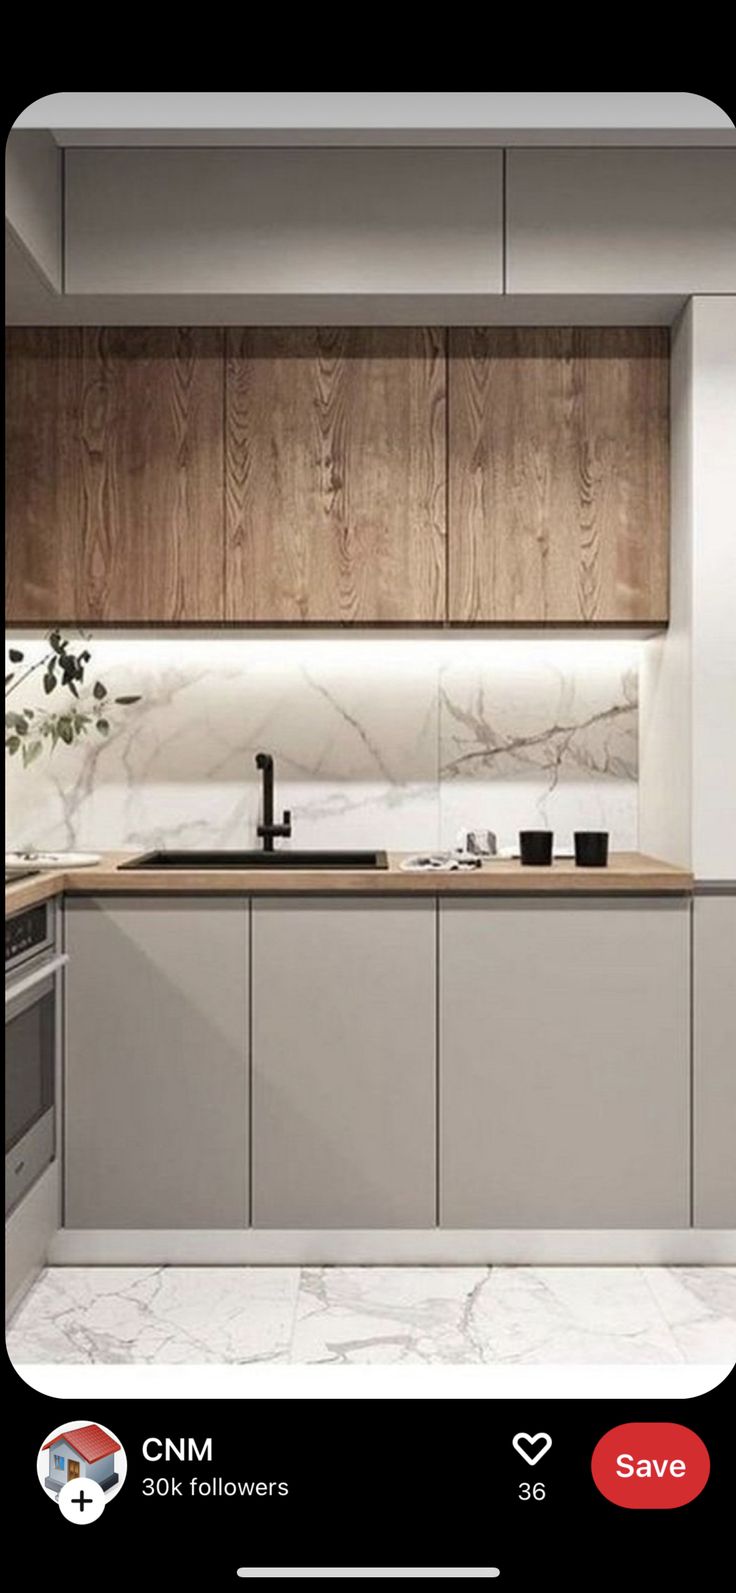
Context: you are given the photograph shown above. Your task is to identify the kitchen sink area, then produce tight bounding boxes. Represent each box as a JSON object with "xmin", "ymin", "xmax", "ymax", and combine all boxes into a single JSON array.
[{"xmin": 118, "ymin": 849, "xmax": 390, "ymax": 870}]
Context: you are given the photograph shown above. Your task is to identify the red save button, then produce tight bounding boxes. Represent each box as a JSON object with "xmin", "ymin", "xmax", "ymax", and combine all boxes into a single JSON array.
[{"xmin": 592, "ymin": 1423, "xmax": 710, "ymax": 1509}]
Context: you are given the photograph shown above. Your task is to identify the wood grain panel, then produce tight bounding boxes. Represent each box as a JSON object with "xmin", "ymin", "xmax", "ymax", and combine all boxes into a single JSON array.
[
  {"xmin": 6, "ymin": 328, "xmax": 224, "ymax": 622},
  {"xmin": 225, "ymin": 328, "xmax": 446, "ymax": 621},
  {"xmin": 448, "ymin": 328, "xmax": 669, "ymax": 623},
  {"xmin": 4, "ymin": 853, "xmax": 694, "ymax": 917}
]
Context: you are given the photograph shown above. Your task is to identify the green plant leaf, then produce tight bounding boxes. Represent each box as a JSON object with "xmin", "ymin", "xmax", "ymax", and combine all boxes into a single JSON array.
[
  {"xmin": 6, "ymin": 735, "xmax": 20, "ymax": 754},
  {"xmin": 7, "ymin": 634, "xmax": 142, "ymax": 761}
]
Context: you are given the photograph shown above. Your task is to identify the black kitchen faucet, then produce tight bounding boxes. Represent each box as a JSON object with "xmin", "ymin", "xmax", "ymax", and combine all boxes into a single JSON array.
[{"xmin": 255, "ymin": 752, "xmax": 292, "ymax": 852}]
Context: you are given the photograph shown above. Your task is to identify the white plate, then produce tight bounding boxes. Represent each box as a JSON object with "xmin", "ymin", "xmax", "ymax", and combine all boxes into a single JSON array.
[{"xmin": 5, "ymin": 851, "xmax": 102, "ymax": 869}]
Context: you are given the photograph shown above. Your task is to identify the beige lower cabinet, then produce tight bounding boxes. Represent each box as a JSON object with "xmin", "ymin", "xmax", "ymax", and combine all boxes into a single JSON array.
[
  {"xmin": 440, "ymin": 899, "xmax": 690, "ymax": 1228},
  {"xmin": 694, "ymin": 894, "xmax": 736, "ymax": 1227},
  {"xmin": 65, "ymin": 898, "xmax": 249, "ymax": 1228},
  {"xmin": 251, "ymin": 898, "xmax": 436, "ymax": 1227}
]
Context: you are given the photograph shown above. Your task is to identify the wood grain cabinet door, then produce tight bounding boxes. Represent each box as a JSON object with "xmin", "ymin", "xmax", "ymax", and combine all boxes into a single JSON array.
[
  {"xmin": 225, "ymin": 328, "xmax": 446, "ymax": 622},
  {"xmin": 5, "ymin": 328, "xmax": 224, "ymax": 623},
  {"xmin": 448, "ymin": 328, "xmax": 669, "ymax": 624}
]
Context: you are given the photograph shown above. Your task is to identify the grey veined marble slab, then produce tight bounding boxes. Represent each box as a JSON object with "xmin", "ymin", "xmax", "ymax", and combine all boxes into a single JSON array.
[
  {"xmin": 5, "ymin": 636, "xmax": 639, "ymax": 855},
  {"xmin": 6, "ymin": 1266, "xmax": 300, "ymax": 1365},
  {"xmin": 8, "ymin": 1266, "xmax": 736, "ymax": 1367},
  {"xmin": 439, "ymin": 648, "xmax": 638, "ymax": 850}
]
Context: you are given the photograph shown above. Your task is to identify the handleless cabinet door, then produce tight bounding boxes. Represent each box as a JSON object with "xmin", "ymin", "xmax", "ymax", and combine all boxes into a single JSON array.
[
  {"xmin": 5, "ymin": 328, "xmax": 224, "ymax": 624},
  {"xmin": 507, "ymin": 150, "xmax": 736, "ymax": 294},
  {"xmin": 252, "ymin": 899, "xmax": 436, "ymax": 1227},
  {"xmin": 448, "ymin": 328, "xmax": 669, "ymax": 624},
  {"xmin": 440, "ymin": 899, "xmax": 689, "ymax": 1228},
  {"xmin": 694, "ymin": 895, "xmax": 736, "ymax": 1226},
  {"xmin": 65, "ymin": 898, "xmax": 249, "ymax": 1228},
  {"xmin": 225, "ymin": 328, "xmax": 446, "ymax": 622}
]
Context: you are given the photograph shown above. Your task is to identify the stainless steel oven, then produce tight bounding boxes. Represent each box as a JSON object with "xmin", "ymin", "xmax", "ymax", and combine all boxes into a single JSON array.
[{"xmin": 5, "ymin": 901, "xmax": 67, "ymax": 1216}]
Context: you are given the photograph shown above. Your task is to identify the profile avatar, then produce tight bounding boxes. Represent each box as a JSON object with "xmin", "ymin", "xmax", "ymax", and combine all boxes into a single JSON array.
[{"xmin": 43, "ymin": 1424, "xmax": 121, "ymax": 1498}]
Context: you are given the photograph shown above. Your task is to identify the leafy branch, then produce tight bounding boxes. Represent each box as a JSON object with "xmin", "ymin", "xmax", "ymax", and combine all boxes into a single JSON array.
[{"xmin": 6, "ymin": 631, "xmax": 141, "ymax": 767}]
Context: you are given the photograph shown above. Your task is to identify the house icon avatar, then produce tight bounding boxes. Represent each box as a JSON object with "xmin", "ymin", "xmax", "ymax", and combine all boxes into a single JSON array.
[{"xmin": 43, "ymin": 1425, "xmax": 121, "ymax": 1496}]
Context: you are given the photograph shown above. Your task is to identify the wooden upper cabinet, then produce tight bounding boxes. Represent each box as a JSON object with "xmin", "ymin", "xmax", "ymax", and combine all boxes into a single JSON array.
[
  {"xmin": 225, "ymin": 328, "xmax": 446, "ymax": 622},
  {"xmin": 5, "ymin": 328, "xmax": 224, "ymax": 623},
  {"xmin": 6, "ymin": 324, "xmax": 670, "ymax": 628},
  {"xmin": 448, "ymin": 328, "xmax": 669, "ymax": 623}
]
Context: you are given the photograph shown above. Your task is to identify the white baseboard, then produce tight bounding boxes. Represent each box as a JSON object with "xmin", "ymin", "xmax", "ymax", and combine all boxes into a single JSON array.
[{"xmin": 48, "ymin": 1228, "xmax": 736, "ymax": 1266}]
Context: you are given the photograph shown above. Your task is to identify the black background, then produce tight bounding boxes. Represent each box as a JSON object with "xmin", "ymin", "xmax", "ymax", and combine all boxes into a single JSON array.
[{"xmin": 8, "ymin": 1361, "xmax": 734, "ymax": 1583}]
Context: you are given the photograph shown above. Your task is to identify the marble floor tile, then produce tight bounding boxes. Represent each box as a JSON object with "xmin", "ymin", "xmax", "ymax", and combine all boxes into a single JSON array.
[
  {"xmin": 290, "ymin": 1266, "xmax": 492, "ymax": 1364},
  {"xmin": 6, "ymin": 1266, "xmax": 300, "ymax": 1365},
  {"xmin": 467, "ymin": 1268, "xmax": 685, "ymax": 1364},
  {"xmin": 7, "ymin": 1265, "xmax": 735, "ymax": 1367},
  {"xmin": 643, "ymin": 1267, "xmax": 736, "ymax": 1363}
]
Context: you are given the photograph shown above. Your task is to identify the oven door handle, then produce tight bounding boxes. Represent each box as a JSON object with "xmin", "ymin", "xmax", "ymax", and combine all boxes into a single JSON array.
[{"xmin": 4, "ymin": 952, "xmax": 69, "ymax": 1006}]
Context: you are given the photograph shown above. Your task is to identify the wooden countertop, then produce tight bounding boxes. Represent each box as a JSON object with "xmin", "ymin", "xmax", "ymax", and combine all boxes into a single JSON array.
[{"xmin": 5, "ymin": 851, "xmax": 693, "ymax": 914}]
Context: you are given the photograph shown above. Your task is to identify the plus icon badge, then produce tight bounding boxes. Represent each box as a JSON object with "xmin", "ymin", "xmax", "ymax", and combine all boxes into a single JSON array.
[{"xmin": 58, "ymin": 1478, "xmax": 106, "ymax": 1524}]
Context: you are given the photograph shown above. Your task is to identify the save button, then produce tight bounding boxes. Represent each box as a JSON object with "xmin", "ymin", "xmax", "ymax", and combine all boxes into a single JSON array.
[{"xmin": 591, "ymin": 1422, "xmax": 710, "ymax": 1509}]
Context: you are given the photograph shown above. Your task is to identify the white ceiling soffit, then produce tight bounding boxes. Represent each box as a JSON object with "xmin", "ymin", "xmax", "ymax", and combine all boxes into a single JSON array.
[
  {"xmin": 5, "ymin": 223, "xmax": 686, "ymax": 326},
  {"xmin": 13, "ymin": 91, "xmax": 736, "ymax": 146}
]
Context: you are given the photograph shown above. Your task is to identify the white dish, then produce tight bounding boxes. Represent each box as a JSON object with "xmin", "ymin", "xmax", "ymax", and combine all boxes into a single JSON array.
[
  {"xmin": 5, "ymin": 851, "xmax": 102, "ymax": 869},
  {"xmin": 400, "ymin": 853, "xmax": 482, "ymax": 873}
]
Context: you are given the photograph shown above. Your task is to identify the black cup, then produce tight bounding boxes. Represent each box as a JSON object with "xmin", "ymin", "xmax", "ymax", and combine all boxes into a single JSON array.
[
  {"xmin": 519, "ymin": 830, "xmax": 553, "ymax": 866},
  {"xmin": 574, "ymin": 831, "xmax": 609, "ymax": 868}
]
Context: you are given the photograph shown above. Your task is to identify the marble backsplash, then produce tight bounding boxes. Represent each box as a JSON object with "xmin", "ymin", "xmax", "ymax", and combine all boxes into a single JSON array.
[{"xmin": 5, "ymin": 637, "xmax": 639, "ymax": 854}]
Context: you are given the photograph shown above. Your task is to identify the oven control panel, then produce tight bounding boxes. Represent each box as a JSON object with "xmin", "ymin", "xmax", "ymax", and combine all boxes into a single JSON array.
[{"xmin": 5, "ymin": 904, "xmax": 52, "ymax": 969}]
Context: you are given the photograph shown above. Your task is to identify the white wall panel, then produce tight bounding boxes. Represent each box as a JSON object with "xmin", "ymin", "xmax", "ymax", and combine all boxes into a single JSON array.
[
  {"xmin": 640, "ymin": 296, "xmax": 736, "ymax": 879},
  {"xmin": 691, "ymin": 297, "xmax": 736, "ymax": 879},
  {"xmin": 639, "ymin": 305, "xmax": 693, "ymax": 867},
  {"xmin": 5, "ymin": 129, "xmax": 62, "ymax": 290}
]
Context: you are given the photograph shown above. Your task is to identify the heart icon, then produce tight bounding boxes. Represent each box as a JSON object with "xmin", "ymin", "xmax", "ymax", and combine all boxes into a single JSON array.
[{"xmin": 512, "ymin": 1432, "xmax": 553, "ymax": 1467}]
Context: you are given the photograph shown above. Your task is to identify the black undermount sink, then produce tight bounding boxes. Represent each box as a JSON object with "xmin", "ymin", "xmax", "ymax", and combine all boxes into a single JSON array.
[{"xmin": 119, "ymin": 849, "xmax": 389, "ymax": 870}]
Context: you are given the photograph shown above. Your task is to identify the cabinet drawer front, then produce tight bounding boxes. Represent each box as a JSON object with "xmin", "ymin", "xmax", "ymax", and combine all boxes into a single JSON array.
[
  {"xmin": 252, "ymin": 898, "xmax": 436, "ymax": 1228},
  {"xmin": 507, "ymin": 149, "xmax": 736, "ymax": 295},
  {"xmin": 440, "ymin": 899, "xmax": 689, "ymax": 1228},
  {"xmin": 65, "ymin": 898, "xmax": 248, "ymax": 1229},
  {"xmin": 694, "ymin": 895, "xmax": 736, "ymax": 1226}
]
